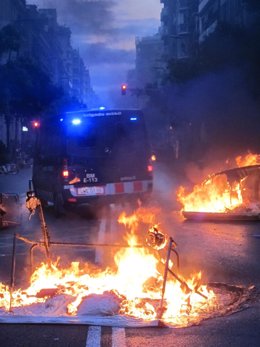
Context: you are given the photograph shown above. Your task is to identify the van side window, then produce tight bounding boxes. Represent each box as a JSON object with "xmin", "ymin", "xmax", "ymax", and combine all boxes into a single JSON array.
[{"xmin": 37, "ymin": 131, "xmax": 63, "ymax": 164}]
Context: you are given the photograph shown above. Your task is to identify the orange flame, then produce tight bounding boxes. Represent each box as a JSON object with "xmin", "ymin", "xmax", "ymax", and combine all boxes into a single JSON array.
[
  {"xmin": 236, "ymin": 152, "xmax": 260, "ymax": 167},
  {"xmin": 118, "ymin": 207, "xmax": 159, "ymax": 232},
  {"xmin": 0, "ymin": 209, "xmax": 216, "ymax": 326},
  {"xmin": 178, "ymin": 152, "xmax": 260, "ymax": 213}
]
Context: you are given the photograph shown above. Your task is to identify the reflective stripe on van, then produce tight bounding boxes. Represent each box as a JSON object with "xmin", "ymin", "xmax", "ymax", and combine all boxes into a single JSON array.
[{"xmin": 66, "ymin": 180, "xmax": 152, "ymax": 197}]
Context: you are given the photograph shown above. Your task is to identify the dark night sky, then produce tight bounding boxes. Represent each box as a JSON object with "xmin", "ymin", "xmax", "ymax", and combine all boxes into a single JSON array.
[{"xmin": 28, "ymin": 0, "xmax": 162, "ymax": 106}]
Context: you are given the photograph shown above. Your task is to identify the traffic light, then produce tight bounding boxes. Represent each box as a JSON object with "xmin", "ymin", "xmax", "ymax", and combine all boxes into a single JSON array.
[
  {"xmin": 121, "ymin": 83, "xmax": 127, "ymax": 95},
  {"xmin": 31, "ymin": 120, "xmax": 40, "ymax": 129}
]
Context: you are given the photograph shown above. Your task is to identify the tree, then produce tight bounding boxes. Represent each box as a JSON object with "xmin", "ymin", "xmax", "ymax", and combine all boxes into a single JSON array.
[
  {"xmin": 0, "ymin": 58, "xmax": 63, "ymax": 154},
  {"xmin": 0, "ymin": 24, "xmax": 20, "ymax": 62}
]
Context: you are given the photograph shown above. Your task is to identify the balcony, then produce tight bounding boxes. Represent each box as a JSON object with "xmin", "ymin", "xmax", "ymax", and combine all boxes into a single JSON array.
[
  {"xmin": 199, "ymin": 19, "xmax": 217, "ymax": 43},
  {"xmin": 160, "ymin": 6, "xmax": 169, "ymax": 22},
  {"xmin": 179, "ymin": 0, "xmax": 189, "ymax": 9},
  {"xmin": 199, "ymin": 0, "xmax": 213, "ymax": 13}
]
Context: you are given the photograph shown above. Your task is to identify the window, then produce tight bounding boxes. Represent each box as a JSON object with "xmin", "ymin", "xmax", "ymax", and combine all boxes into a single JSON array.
[{"xmin": 178, "ymin": 10, "xmax": 189, "ymax": 33}]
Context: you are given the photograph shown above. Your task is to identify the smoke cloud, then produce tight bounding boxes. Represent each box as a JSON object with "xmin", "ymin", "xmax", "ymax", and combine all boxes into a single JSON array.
[
  {"xmin": 29, "ymin": 0, "xmax": 116, "ymax": 35},
  {"xmin": 27, "ymin": 0, "xmax": 161, "ymax": 103}
]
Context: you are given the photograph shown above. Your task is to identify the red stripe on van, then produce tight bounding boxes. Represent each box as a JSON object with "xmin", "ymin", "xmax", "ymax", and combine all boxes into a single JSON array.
[
  {"xmin": 134, "ymin": 181, "xmax": 143, "ymax": 192},
  {"xmin": 115, "ymin": 183, "xmax": 124, "ymax": 193}
]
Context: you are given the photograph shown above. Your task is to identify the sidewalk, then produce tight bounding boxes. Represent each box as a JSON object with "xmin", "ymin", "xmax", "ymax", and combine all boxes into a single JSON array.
[
  {"xmin": 0, "ymin": 167, "xmax": 32, "ymax": 196},
  {"xmin": 0, "ymin": 168, "xmax": 32, "ymax": 227}
]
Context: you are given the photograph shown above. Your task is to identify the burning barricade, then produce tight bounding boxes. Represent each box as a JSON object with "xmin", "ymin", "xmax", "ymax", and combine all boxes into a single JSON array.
[
  {"xmin": 178, "ymin": 152, "xmax": 260, "ymax": 220},
  {"xmin": 0, "ymin": 203, "xmax": 254, "ymax": 327}
]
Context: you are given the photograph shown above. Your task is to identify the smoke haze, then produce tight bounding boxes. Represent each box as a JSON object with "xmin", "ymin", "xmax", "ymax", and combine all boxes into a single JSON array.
[{"xmin": 27, "ymin": 0, "xmax": 161, "ymax": 104}]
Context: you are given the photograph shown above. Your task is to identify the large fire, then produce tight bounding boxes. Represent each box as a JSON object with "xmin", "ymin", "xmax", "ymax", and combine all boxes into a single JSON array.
[
  {"xmin": 178, "ymin": 152, "xmax": 260, "ymax": 213},
  {"xmin": 0, "ymin": 208, "xmax": 217, "ymax": 327}
]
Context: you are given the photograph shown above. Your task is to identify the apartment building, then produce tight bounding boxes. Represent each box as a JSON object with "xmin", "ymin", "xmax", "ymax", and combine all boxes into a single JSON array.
[
  {"xmin": 135, "ymin": 34, "xmax": 164, "ymax": 89},
  {"xmin": 0, "ymin": 0, "xmax": 95, "ymax": 147},
  {"xmin": 160, "ymin": 0, "xmax": 198, "ymax": 60},
  {"xmin": 198, "ymin": 0, "xmax": 247, "ymax": 42},
  {"xmin": 0, "ymin": 1, "xmax": 94, "ymax": 106}
]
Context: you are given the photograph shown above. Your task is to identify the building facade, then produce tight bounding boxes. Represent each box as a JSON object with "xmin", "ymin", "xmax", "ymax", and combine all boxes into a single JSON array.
[
  {"xmin": 160, "ymin": 0, "xmax": 199, "ymax": 60},
  {"xmin": 160, "ymin": 0, "xmax": 248, "ymax": 55},
  {"xmin": 135, "ymin": 34, "xmax": 164, "ymax": 89},
  {"xmin": 0, "ymin": 0, "xmax": 94, "ymax": 106},
  {"xmin": 0, "ymin": 0, "xmax": 95, "ymax": 149},
  {"xmin": 198, "ymin": 0, "xmax": 247, "ymax": 42},
  {"xmin": 0, "ymin": 0, "xmax": 26, "ymax": 29}
]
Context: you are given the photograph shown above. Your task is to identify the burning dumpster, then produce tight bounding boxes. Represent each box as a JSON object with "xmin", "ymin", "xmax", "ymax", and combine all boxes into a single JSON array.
[{"xmin": 178, "ymin": 153, "xmax": 260, "ymax": 221}]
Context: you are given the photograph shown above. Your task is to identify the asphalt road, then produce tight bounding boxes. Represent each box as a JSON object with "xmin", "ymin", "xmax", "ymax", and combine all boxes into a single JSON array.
[{"xmin": 0, "ymin": 166, "xmax": 260, "ymax": 347}]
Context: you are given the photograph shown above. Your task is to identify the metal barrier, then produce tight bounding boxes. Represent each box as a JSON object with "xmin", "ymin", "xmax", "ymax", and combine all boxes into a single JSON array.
[{"xmin": 8, "ymin": 194, "xmax": 206, "ymax": 316}]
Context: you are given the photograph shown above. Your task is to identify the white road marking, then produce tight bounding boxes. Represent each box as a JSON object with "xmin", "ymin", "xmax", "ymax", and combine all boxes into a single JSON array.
[
  {"xmin": 86, "ymin": 326, "xmax": 101, "ymax": 347},
  {"xmin": 112, "ymin": 327, "xmax": 126, "ymax": 347},
  {"xmin": 95, "ymin": 206, "xmax": 111, "ymax": 264},
  {"xmin": 109, "ymin": 203, "xmax": 130, "ymax": 244},
  {"xmin": 94, "ymin": 202, "xmax": 129, "ymax": 264},
  {"xmin": 85, "ymin": 326, "xmax": 126, "ymax": 347}
]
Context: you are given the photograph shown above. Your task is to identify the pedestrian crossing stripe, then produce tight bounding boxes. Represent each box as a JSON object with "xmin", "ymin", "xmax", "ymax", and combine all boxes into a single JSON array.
[{"xmin": 86, "ymin": 326, "xmax": 126, "ymax": 347}]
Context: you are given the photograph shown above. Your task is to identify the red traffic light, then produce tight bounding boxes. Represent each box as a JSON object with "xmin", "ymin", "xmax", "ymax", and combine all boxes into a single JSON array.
[
  {"xmin": 121, "ymin": 83, "xmax": 127, "ymax": 95},
  {"xmin": 32, "ymin": 120, "xmax": 40, "ymax": 128}
]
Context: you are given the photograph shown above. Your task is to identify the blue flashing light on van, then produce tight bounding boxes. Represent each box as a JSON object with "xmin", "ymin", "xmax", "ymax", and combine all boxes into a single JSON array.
[{"xmin": 72, "ymin": 118, "xmax": 82, "ymax": 125}]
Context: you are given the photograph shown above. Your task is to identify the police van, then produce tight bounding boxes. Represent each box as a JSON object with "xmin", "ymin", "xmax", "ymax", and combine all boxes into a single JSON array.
[{"xmin": 32, "ymin": 109, "xmax": 153, "ymax": 215}]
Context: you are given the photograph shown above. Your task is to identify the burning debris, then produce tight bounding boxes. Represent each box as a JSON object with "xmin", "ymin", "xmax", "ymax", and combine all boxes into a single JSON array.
[
  {"xmin": 178, "ymin": 152, "xmax": 260, "ymax": 220},
  {"xmin": 0, "ymin": 204, "xmax": 254, "ymax": 327},
  {"xmin": 146, "ymin": 225, "xmax": 167, "ymax": 250}
]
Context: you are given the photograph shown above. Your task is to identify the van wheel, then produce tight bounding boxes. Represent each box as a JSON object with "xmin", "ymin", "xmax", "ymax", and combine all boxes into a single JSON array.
[{"xmin": 53, "ymin": 192, "xmax": 65, "ymax": 217}]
